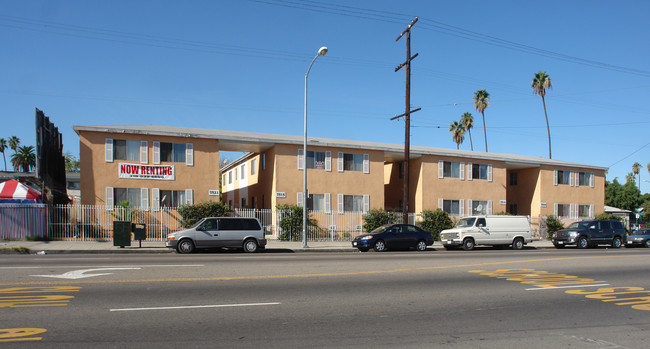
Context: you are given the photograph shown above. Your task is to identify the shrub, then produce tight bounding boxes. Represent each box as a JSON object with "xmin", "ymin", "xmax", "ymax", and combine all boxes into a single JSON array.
[
  {"xmin": 418, "ymin": 210, "xmax": 454, "ymax": 240},
  {"xmin": 594, "ymin": 213, "xmax": 622, "ymax": 221},
  {"xmin": 178, "ymin": 201, "xmax": 233, "ymax": 228},
  {"xmin": 545, "ymin": 215, "xmax": 564, "ymax": 239},
  {"xmin": 363, "ymin": 209, "xmax": 398, "ymax": 233},
  {"xmin": 276, "ymin": 205, "xmax": 316, "ymax": 241}
]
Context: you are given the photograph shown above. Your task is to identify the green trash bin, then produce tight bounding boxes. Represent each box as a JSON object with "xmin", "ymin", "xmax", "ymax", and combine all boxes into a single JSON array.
[
  {"xmin": 113, "ymin": 221, "xmax": 131, "ymax": 248},
  {"xmin": 132, "ymin": 223, "xmax": 146, "ymax": 248}
]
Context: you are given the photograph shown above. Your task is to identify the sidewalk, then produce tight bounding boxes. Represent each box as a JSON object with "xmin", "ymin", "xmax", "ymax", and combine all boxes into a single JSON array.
[{"xmin": 0, "ymin": 239, "xmax": 556, "ymax": 254}]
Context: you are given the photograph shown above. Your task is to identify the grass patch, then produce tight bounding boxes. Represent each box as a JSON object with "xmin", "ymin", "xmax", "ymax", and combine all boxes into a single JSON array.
[{"xmin": 0, "ymin": 247, "xmax": 31, "ymax": 254}]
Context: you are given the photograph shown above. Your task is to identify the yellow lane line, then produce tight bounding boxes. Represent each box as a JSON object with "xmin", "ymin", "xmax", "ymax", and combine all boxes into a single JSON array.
[{"xmin": 1, "ymin": 254, "xmax": 647, "ymax": 286}]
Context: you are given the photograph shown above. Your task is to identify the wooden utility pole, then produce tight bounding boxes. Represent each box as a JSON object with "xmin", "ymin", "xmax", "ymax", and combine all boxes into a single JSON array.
[{"xmin": 392, "ymin": 17, "xmax": 420, "ymax": 224}]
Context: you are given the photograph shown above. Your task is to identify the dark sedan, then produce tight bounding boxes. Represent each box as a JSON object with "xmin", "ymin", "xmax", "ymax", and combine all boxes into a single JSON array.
[
  {"xmin": 626, "ymin": 229, "xmax": 650, "ymax": 248},
  {"xmin": 351, "ymin": 224, "xmax": 434, "ymax": 252}
]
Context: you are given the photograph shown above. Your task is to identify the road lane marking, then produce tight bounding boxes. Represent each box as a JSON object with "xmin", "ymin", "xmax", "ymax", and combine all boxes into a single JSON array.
[
  {"xmin": 1, "ymin": 254, "xmax": 648, "ymax": 286},
  {"xmin": 110, "ymin": 302, "xmax": 281, "ymax": 312},
  {"xmin": 32, "ymin": 267, "xmax": 141, "ymax": 279},
  {"xmin": 0, "ymin": 328, "xmax": 47, "ymax": 342},
  {"xmin": 0, "ymin": 264, "xmax": 204, "ymax": 270},
  {"xmin": 526, "ymin": 284, "xmax": 610, "ymax": 291}
]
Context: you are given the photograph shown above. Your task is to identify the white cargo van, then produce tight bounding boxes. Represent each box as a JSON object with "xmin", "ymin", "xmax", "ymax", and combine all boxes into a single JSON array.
[{"xmin": 439, "ymin": 215, "xmax": 533, "ymax": 250}]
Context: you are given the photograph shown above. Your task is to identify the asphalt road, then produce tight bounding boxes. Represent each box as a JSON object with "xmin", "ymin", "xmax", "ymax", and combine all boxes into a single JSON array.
[{"xmin": 2, "ymin": 247, "xmax": 650, "ymax": 348}]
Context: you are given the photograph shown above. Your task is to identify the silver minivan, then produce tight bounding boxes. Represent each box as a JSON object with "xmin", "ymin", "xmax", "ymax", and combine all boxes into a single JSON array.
[{"xmin": 166, "ymin": 217, "xmax": 267, "ymax": 253}]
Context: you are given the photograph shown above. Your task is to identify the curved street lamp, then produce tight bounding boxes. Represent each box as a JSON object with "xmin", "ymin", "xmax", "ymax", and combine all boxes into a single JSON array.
[{"xmin": 303, "ymin": 46, "xmax": 328, "ymax": 248}]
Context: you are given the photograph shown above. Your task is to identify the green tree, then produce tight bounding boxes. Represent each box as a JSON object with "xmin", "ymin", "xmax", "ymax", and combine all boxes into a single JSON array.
[
  {"xmin": 0, "ymin": 138, "xmax": 7, "ymax": 171},
  {"xmin": 531, "ymin": 71, "xmax": 553, "ymax": 159},
  {"xmin": 363, "ymin": 209, "xmax": 398, "ymax": 233},
  {"xmin": 177, "ymin": 201, "xmax": 233, "ymax": 228},
  {"xmin": 8, "ymin": 136, "xmax": 20, "ymax": 171},
  {"xmin": 473, "ymin": 89, "xmax": 490, "ymax": 152},
  {"xmin": 605, "ymin": 178, "xmax": 642, "ymax": 212},
  {"xmin": 460, "ymin": 112, "xmax": 474, "ymax": 151},
  {"xmin": 449, "ymin": 120, "xmax": 465, "ymax": 150},
  {"xmin": 418, "ymin": 210, "xmax": 454, "ymax": 240},
  {"xmin": 632, "ymin": 162, "xmax": 641, "ymax": 189},
  {"xmin": 276, "ymin": 204, "xmax": 317, "ymax": 241},
  {"xmin": 10, "ymin": 145, "xmax": 35, "ymax": 172},
  {"xmin": 64, "ymin": 152, "xmax": 81, "ymax": 173},
  {"xmin": 110, "ymin": 201, "xmax": 141, "ymax": 222},
  {"xmin": 545, "ymin": 215, "xmax": 564, "ymax": 239}
]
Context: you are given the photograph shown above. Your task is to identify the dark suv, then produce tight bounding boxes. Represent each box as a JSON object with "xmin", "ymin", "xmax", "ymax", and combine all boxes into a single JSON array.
[{"xmin": 552, "ymin": 219, "xmax": 626, "ymax": 249}]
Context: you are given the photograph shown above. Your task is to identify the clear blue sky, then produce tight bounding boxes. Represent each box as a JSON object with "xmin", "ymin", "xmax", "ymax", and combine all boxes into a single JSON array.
[{"xmin": 1, "ymin": 0, "xmax": 649, "ymax": 193}]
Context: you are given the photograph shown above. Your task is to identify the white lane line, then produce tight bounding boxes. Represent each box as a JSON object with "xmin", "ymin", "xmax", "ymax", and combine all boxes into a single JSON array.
[
  {"xmin": 0, "ymin": 264, "xmax": 204, "ymax": 270},
  {"xmin": 526, "ymin": 283, "xmax": 610, "ymax": 291},
  {"xmin": 110, "ymin": 302, "xmax": 281, "ymax": 312}
]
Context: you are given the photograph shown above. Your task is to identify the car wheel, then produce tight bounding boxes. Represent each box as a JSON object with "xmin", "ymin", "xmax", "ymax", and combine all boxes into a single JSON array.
[
  {"xmin": 462, "ymin": 238, "xmax": 475, "ymax": 251},
  {"xmin": 416, "ymin": 240, "xmax": 427, "ymax": 251},
  {"xmin": 645, "ymin": 240, "xmax": 650, "ymax": 248},
  {"xmin": 373, "ymin": 240, "xmax": 386, "ymax": 252},
  {"xmin": 577, "ymin": 236, "xmax": 589, "ymax": 249},
  {"xmin": 512, "ymin": 237, "xmax": 524, "ymax": 250},
  {"xmin": 243, "ymin": 239, "xmax": 259, "ymax": 253},
  {"xmin": 611, "ymin": 237, "xmax": 622, "ymax": 248},
  {"xmin": 177, "ymin": 239, "xmax": 195, "ymax": 254}
]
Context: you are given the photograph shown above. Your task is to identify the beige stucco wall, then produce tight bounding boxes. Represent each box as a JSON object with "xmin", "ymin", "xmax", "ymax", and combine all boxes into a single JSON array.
[
  {"xmin": 78, "ymin": 130, "xmax": 219, "ymax": 206},
  {"xmin": 537, "ymin": 165, "xmax": 606, "ymax": 217}
]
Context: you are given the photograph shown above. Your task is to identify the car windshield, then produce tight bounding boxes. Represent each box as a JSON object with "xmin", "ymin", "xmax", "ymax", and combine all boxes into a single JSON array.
[
  {"xmin": 455, "ymin": 218, "xmax": 476, "ymax": 228},
  {"xmin": 567, "ymin": 221, "xmax": 592, "ymax": 229},
  {"xmin": 370, "ymin": 225, "xmax": 390, "ymax": 234},
  {"xmin": 189, "ymin": 218, "xmax": 206, "ymax": 229}
]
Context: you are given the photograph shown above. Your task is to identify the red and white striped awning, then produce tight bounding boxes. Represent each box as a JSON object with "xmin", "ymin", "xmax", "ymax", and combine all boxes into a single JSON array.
[{"xmin": 0, "ymin": 179, "xmax": 41, "ymax": 201}]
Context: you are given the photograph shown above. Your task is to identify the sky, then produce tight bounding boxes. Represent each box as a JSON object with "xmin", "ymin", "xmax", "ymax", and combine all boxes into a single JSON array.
[{"xmin": 1, "ymin": 0, "xmax": 649, "ymax": 193}]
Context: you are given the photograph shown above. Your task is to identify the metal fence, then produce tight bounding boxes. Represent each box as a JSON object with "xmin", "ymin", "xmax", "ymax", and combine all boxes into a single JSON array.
[{"xmin": 1, "ymin": 204, "xmax": 548, "ymax": 242}]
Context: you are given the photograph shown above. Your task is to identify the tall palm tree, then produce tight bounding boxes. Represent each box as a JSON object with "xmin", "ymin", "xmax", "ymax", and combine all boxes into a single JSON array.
[
  {"xmin": 0, "ymin": 138, "xmax": 7, "ymax": 171},
  {"xmin": 8, "ymin": 136, "xmax": 20, "ymax": 171},
  {"xmin": 460, "ymin": 112, "xmax": 474, "ymax": 151},
  {"xmin": 10, "ymin": 145, "xmax": 35, "ymax": 173},
  {"xmin": 473, "ymin": 89, "xmax": 490, "ymax": 152},
  {"xmin": 449, "ymin": 121, "xmax": 465, "ymax": 150},
  {"xmin": 632, "ymin": 162, "xmax": 641, "ymax": 189},
  {"xmin": 531, "ymin": 71, "xmax": 553, "ymax": 159}
]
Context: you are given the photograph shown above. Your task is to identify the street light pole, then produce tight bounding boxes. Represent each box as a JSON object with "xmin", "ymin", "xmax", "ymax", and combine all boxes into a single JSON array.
[{"xmin": 303, "ymin": 46, "xmax": 328, "ymax": 248}]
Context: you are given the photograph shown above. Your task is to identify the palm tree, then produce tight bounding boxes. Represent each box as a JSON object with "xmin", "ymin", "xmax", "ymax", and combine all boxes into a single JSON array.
[
  {"xmin": 8, "ymin": 136, "xmax": 20, "ymax": 171},
  {"xmin": 531, "ymin": 71, "xmax": 553, "ymax": 159},
  {"xmin": 10, "ymin": 145, "xmax": 35, "ymax": 173},
  {"xmin": 473, "ymin": 89, "xmax": 490, "ymax": 152},
  {"xmin": 460, "ymin": 112, "xmax": 474, "ymax": 151},
  {"xmin": 449, "ymin": 121, "xmax": 465, "ymax": 150},
  {"xmin": 632, "ymin": 162, "xmax": 641, "ymax": 189},
  {"xmin": 0, "ymin": 138, "xmax": 7, "ymax": 171}
]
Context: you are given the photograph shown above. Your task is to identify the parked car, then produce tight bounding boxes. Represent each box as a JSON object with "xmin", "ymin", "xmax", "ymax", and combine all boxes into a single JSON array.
[
  {"xmin": 166, "ymin": 217, "xmax": 267, "ymax": 253},
  {"xmin": 351, "ymin": 224, "xmax": 434, "ymax": 252},
  {"xmin": 551, "ymin": 219, "xmax": 626, "ymax": 249},
  {"xmin": 439, "ymin": 215, "xmax": 533, "ymax": 250},
  {"xmin": 626, "ymin": 229, "xmax": 650, "ymax": 248}
]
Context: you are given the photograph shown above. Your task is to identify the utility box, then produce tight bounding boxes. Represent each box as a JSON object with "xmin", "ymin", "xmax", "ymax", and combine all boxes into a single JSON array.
[
  {"xmin": 132, "ymin": 223, "xmax": 146, "ymax": 247},
  {"xmin": 113, "ymin": 221, "xmax": 131, "ymax": 248}
]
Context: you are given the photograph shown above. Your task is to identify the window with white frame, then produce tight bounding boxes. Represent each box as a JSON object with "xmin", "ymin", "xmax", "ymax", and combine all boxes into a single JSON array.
[
  {"xmin": 471, "ymin": 164, "xmax": 489, "ymax": 180},
  {"xmin": 578, "ymin": 204, "xmax": 592, "ymax": 218},
  {"xmin": 556, "ymin": 203, "xmax": 571, "ymax": 218},
  {"xmin": 556, "ymin": 170, "xmax": 571, "ymax": 185},
  {"xmin": 344, "ymin": 195, "xmax": 364, "ymax": 212},
  {"xmin": 307, "ymin": 194, "xmax": 325, "ymax": 211},
  {"xmin": 159, "ymin": 190, "xmax": 186, "ymax": 208},
  {"xmin": 444, "ymin": 161, "xmax": 461, "ymax": 178},
  {"xmin": 578, "ymin": 172, "xmax": 594, "ymax": 187},
  {"xmin": 113, "ymin": 140, "xmax": 141, "ymax": 161},
  {"xmin": 442, "ymin": 199, "xmax": 461, "ymax": 216},
  {"xmin": 114, "ymin": 188, "xmax": 141, "ymax": 208},
  {"xmin": 343, "ymin": 153, "xmax": 363, "ymax": 171},
  {"xmin": 470, "ymin": 200, "xmax": 489, "ymax": 215},
  {"xmin": 160, "ymin": 142, "xmax": 186, "ymax": 163},
  {"xmin": 251, "ymin": 159, "xmax": 257, "ymax": 175},
  {"xmin": 307, "ymin": 151, "xmax": 326, "ymax": 169},
  {"xmin": 228, "ymin": 171, "xmax": 233, "ymax": 184},
  {"xmin": 240, "ymin": 164, "xmax": 246, "ymax": 179}
]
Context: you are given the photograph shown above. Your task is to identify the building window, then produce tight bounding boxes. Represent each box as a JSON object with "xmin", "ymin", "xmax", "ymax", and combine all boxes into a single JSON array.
[
  {"xmin": 228, "ymin": 171, "xmax": 233, "ymax": 184},
  {"xmin": 241, "ymin": 164, "xmax": 246, "ymax": 179},
  {"xmin": 114, "ymin": 140, "xmax": 140, "ymax": 161},
  {"xmin": 471, "ymin": 164, "xmax": 489, "ymax": 180},
  {"xmin": 443, "ymin": 200, "xmax": 461, "ymax": 216},
  {"xmin": 343, "ymin": 153, "xmax": 364, "ymax": 172},
  {"xmin": 67, "ymin": 181, "xmax": 80, "ymax": 190},
  {"xmin": 398, "ymin": 162, "xmax": 404, "ymax": 179},
  {"xmin": 578, "ymin": 172, "xmax": 593, "ymax": 186},
  {"xmin": 160, "ymin": 142, "xmax": 186, "ymax": 163},
  {"xmin": 471, "ymin": 200, "xmax": 489, "ymax": 215},
  {"xmin": 509, "ymin": 204, "xmax": 518, "ymax": 215},
  {"xmin": 557, "ymin": 170, "xmax": 571, "ymax": 185},
  {"xmin": 556, "ymin": 203, "xmax": 571, "ymax": 218},
  {"xmin": 578, "ymin": 204, "xmax": 591, "ymax": 217},
  {"xmin": 307, "ymin": 151, "xmax": 326, "ymax": 170},
  {"xmin": 343, "ymin": 195, "xmax": 364, "ymax": 212},
  {"xmin": 160, "ymin": 190, "xmax": 186, "ymax": 208},
  {"xmin": 510, "ymin": 172, "xmax": 518, "ymax": 186},
  {"xmin": 241, "ymin": 198, "xmax": 247, "ymax": 208},
  {"xmin": 307, "ymin": 194, "xmax": 326, "ymax": 212},
  {"xmin": 251, "ymin": 159, "xmax": 257, "ymax": 175},
  {"xmin": 251, "ymin": 196, "xmax": 256, "ymax": 209},
  {"xmin": 114, "ymin": 188, "xmax": 141, "ymax": 208},
  {"xmin": 443, "ymin": 161, "xmax": 461, "ymax": 178},
  {"xmin": 262, "ymin": 154, "xmax": 266, "ymax": 170}
]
